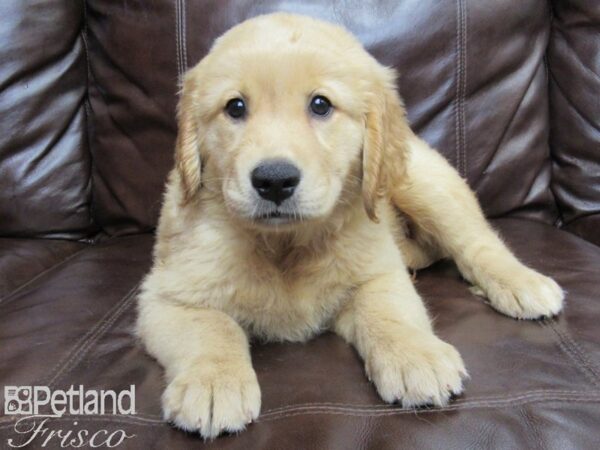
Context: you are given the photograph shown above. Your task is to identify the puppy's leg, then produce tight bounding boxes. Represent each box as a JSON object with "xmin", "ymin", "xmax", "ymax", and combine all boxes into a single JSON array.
[
  {"xmin": 396, "ymin": 235, "xmax": 439, "ymax": 271},
  {"xmin": 136, "ymin": 295, "xmax": 260, "ymax": 439},
  {"xmin": 392, "ymin": 136, "xmax": 564, "ymax": 319},
  {"xmin": 394, "ymin": 215, "xmax": 446, "ymax": 270},
  {"xmin": 335, "ymin": 271, "xmax": 467, "ymax": 407}
]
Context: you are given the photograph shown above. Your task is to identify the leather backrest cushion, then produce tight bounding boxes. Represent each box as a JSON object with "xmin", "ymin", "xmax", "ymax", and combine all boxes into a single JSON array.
[
  {"xmin": 86, "ymin": 0, "xmax": 179, "ymax": 236},
  {"xmin": 549, "ymin": 0, "xmax": 600, "ymax": 246},
  {"xmin": 88, "ymin": 0, "xmax": 558, "ymax": 235},
  {"xmin": 0, "ymin": 0, "xmax": 93, "ymax": 238}
]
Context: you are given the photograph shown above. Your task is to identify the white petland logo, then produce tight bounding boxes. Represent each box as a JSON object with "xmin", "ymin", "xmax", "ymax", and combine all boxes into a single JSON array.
[{"xmin": 4, "ymin": 385, "xmax": 136, "ymax": 448}]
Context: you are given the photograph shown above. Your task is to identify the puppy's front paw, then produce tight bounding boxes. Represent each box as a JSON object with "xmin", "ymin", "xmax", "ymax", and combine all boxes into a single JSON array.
[
  {"xmin": 162, "ymin": 361, "xmax": 261, "ymax": 439},
  {"xmin": 473, "ymin": 266, "xmax": 564, "ymax": 320},
  {"xmin": 368, "ymin": 333, "xmax": 468, "ymax": 408}
]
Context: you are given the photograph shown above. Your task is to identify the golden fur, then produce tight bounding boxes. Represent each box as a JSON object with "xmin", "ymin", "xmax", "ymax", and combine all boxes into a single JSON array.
[{"xmin": 136, "ymin": 13, "xmax": 564, "ymax": 439}]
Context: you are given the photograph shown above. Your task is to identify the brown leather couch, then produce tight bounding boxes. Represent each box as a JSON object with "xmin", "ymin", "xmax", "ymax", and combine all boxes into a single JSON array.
[{"xmin": 1, "ymin": 1, "xmax": 599, "ymax": 448}]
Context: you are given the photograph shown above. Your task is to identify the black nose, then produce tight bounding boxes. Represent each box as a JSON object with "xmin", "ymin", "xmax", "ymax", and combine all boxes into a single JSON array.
[{"xmin": 251, "ymin": 159, "xmax": 301, "ymax": 205}]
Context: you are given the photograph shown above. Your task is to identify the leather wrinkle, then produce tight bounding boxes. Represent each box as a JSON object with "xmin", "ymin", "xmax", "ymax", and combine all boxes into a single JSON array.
[
  {"xmin": 0, "ymin": 246, "xmax": 88, "ymax": 306},
  {"xmin": 549, "ymin": 69, "xmax": 600, "ymax": 135},
  {"xmin": 41, "ymin": 282, "xmax": 142, "ymax": 389},
  {"xmin": 29, "ymin": 79, "xmax": 85, "ymax": 170},
  {"xmin": 81, "ymin": 0, "xmax": 97, "ymax": 234},
  {"xmin": 480, "ymin": 59, "xmax": 545, "ymax": 181},
  {"xmin": 555, "ymin": 25, "xmax": 600, "ymax": 84}
]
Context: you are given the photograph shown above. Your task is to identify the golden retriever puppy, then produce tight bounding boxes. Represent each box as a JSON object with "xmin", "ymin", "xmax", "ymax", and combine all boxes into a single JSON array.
[{"xmin": 136, "ymin": 13, "xmax": 564, "ymax": 439}]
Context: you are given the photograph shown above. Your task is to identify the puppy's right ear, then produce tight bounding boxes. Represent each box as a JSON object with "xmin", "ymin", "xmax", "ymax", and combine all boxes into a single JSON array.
[{"xmin": 174, "ymin": 74, "xmax": 202, "ymax": 203}]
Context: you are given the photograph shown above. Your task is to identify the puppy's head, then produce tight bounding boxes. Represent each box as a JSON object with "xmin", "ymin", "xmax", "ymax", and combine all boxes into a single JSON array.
[{"xmin": 175, "ymin": 13, "xmax": 409, "ymax": 230}]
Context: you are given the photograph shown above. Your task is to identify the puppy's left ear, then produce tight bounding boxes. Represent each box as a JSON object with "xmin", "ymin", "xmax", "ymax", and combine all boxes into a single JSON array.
[{"xmin": 362, "ymin": 67, "xmax": 411, "ymax": 222}]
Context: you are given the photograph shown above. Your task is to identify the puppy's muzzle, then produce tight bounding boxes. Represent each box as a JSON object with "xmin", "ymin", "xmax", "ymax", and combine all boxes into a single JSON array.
[{"xmin": 251, "ymin": 159, "xmax": 301, "ymax": 205}]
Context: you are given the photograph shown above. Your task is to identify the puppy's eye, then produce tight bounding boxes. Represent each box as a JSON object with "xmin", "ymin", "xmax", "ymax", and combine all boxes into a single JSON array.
[
  {"xmin": 225, "ymin": 98, "xmax": 246, "ymax": 119},
  {"xmin": 309, "ymin": 95, "xmax": 332, "ymax": 117}
]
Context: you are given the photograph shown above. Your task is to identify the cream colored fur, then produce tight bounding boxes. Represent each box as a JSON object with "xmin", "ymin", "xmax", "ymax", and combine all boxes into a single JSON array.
[{"xmin": 136, "ymin": 13, "xmax": 564, "ymax": 439}]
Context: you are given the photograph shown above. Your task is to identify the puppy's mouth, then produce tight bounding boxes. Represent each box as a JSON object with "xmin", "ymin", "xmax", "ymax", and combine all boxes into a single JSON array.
[{"xmin": 254, "ymin": 210, "xmax": 298, "ymax": 226}]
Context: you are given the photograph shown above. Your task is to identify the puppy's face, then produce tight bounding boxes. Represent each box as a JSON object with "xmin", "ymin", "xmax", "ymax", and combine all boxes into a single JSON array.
[
  {"xmin": 201, "ymin": 43, "xmax": 366, "ymax": 228},
  {"xmin": 175, "ymin": 14, "xmax": 408, "ymax": 230}
]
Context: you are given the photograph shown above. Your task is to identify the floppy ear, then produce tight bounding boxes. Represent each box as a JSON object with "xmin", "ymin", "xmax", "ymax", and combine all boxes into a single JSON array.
[
  {"xmin": 174, "ymin": 74, "xmax": 203, "ymax": 203},
  {"xmin": 362, "ymin": 68, "xmax": 410, "ymax": 222}
]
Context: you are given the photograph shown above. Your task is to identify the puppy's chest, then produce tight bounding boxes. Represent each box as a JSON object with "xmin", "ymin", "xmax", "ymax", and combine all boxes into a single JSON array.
[{"xmin": 200, "ymin": 248, "xmax": 358, "ymax": 341}]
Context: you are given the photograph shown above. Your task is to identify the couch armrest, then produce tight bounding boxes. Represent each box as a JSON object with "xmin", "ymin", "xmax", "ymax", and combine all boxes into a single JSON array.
[
  {"xmin": 563, "ymin": 215, "xmax": 600, "ymax": 247},
  {"xmin": 548, "ymin": 0, "xmax": 600, "ymax": 246}
]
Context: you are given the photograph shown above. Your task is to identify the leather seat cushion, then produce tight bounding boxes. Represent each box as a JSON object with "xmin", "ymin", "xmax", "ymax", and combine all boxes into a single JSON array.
[
  {"xmin": 1, "ymin": 219, "xmax": 599, "ymax": 448},
  {"xmin": 0, "ymin": 238, "xmax": 86, "ymax": 299}
]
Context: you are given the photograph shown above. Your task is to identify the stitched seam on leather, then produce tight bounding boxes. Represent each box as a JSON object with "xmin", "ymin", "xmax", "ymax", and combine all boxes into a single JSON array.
[
  {"xmin": 518, "ymin": 406, "xmax": 544, "ymax": 450},
  {"xmin": 181, "ymin": 0, "xmax": 188, "ymax": 72},
  {"xmin": 453, "ymin": 1, "xmax": 460, "ymax": 172},
  {"xmin": 454, "ymin": 0, "xmax": 468, "ymax": 177},
  {"xmin": 175, "ymin": 0, "xmax": 183, "ymax": 80},
  {"xmin": 261, "ymin": 391, "xmax": 600, "ymax": 418},
  {"xmin": 460, "ymin": 0, "xmax": 468, "ymax": 176},
  {"xmin": 3, "ymin": 390, "xmax": 594, "ymax": 426},
  {"xmin": 40, "ymin": 283, "xmax": 140, "ymax": 389},
  {"xmin": 259, "ymin": 394, "xmax": 600, "ymax": 422},
  {"xmin": 543, "ymin": 319, "xmax": 600, "ymax": 387},
  {"xmin": 259, "ymin": 388, "xmax": 599, "ymax": 415},
  {"xmin": 0, "ymin": 389, "xmax": 593, "ymax": 426},
  {"xmin": 0, "ymin": 247, "xmax": 87, "ymax": 306},
  {"xmin": 175, "ymin": 0, "xmax": 187, "ymax": 80},
  {"xmin": 1, "ymin": 395, "xmax": 599, "ymax": 429},
  {"xmin": 553, "ymin": 324, "xmax": 600, "ymax": 378},
  {"xmin": 542, "ymin": 320, "xmax": 600, "ymax": 387},
  {"xmin": 177, "ymin": 0, "xmax": 182, "ymax": 77}
]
